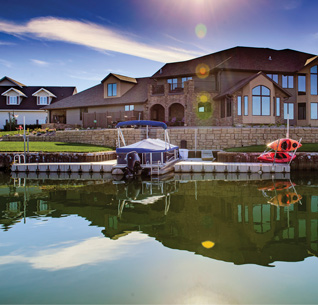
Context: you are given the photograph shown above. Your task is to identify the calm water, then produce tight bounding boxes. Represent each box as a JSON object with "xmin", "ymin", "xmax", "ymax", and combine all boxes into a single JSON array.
[{"xmin": 0, "ymin": 172, "xmax": 317, "ymax": 304}]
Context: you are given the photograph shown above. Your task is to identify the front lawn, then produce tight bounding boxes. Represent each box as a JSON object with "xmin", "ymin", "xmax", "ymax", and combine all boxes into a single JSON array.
[
  {"xmin": 0, "ymin": 142, "xmax": 113, "ymax": 153},
  {"xmin": 225, "ymin": 143, "xmax": 318, "ymax": 152}
]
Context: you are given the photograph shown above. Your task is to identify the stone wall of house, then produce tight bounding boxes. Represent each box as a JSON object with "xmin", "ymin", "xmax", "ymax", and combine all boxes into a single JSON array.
[{"xmin": 4, "ymin": 126, "xmax": 318, "ymax": 150}]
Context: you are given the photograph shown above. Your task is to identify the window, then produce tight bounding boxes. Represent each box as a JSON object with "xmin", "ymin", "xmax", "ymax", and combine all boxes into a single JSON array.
[
  {"xmin": 226, "ymin": 97, "xmax": 231, "ymax": 117},
  {"xmin": 267, "ymin": 74, "xmax": 278, "ymax": 83},
  {"xmin": 298, "ymin": 103, "xmax": 306, "ymax": 120},
  {"xmin": 311, "ymin": 103, "xmax": 318, "ymax": 120},
  {"xmin": 181, "ymin": 77, "xmax": 192, "ymax": 88},
  {"xmin": 298, "ymin": 75, "xmax": 306, "ymax": 94},
  {"xmin": 282, "ymin": 75, "xmax": 294, "ymax": 88},
  {"xmin": 237, "ymin": 96, "xmax": 242, "ymax": 116},
  {"xmin": 168, "ymin": 78, "xmax": 178, "ymax": 91},
  {"xmin": 107, "ymin": 83, "xmax": 117, "ymax": 97},
  {"xmin": 276, "ymin": 97, "xmax": 280, "ymax": 116},
  {"xmin": 38, "ymin": 96, "xmax": 48, "ymax": 105},
  {"xmin": 284, "ymin": 103, "xmax": 294, "ymax": 119},
  {"xmin": 244, "ymin": 96, "xmax": 248, "ymax": 115},
  {"xmin": 252, "ymin": 86, "xmax": 270, "ymax": 116},
  {"xmin": 8, "ymin": 96, "xmax": 18, "ymax": 105},
  {"xmin": 125, "ymin": 105, "xmax": 134, "ymax": 111},
  {"xmin": 221, "ymin": 100, "xmax": 225, "ymax": 118},
  {"xmin": 198, "ymin": 102, "xmax": 211, "ymax": 113},
  {"xmin": 311, "ymin": 66, "xmax": 318, "ymax": 95}
]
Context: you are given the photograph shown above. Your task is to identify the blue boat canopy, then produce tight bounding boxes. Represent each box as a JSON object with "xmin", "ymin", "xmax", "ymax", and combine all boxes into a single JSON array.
[{"xmin": 116, "ymin": 120, "xmax": 167, "ymax": 129}]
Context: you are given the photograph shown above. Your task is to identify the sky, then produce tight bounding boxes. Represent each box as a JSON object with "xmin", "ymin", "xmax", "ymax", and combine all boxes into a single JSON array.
[{"xmin": 1, "ymin": 0, "xmax": 318, "ymax": 92}]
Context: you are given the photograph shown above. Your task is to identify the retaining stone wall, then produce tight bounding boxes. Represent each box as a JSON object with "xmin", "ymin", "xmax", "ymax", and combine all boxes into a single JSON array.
[{"xmin": 4, "ymin": 127, "xmax": 318, "ymax": 150}]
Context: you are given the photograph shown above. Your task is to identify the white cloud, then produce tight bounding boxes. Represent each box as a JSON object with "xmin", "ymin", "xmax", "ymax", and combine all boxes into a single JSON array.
[
  {"xmin": 31, "ymin": 59, "xmax": 50, "ymax": 66},
  {"xmin": 0, "ymin": 17, "xmax": 202, "ymax": 63},
  {"xmin": 0, "ymin": 41, "xmax": 15, "ymax": 46},
  {"xmin": 0, "ymin": 58, "xmax": 12, "ymax": 68},
  {"xmin": 0, "ymin": 232, "xmax": 150, "ymax": 271}
]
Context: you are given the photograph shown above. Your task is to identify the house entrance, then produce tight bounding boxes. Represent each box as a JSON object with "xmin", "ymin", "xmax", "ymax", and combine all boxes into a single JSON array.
[
  {"xmin": 150, "ymin": 104, "xmax": 165, "ymax": 122},
  {"xmin": 169, "ymin": 103, "xmax": 185, "ymax": 125}
]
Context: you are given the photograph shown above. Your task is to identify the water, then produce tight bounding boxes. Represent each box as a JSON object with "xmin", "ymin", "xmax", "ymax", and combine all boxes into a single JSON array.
[{"xmin": 0, "ymin": 172, "xmax": 317, "ymax": 304}]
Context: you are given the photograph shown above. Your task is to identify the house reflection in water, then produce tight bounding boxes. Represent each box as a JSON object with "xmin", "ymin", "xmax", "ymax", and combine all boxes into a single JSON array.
[{"xmin": 0, "ymin": 176, "xmax": 317, "ymax": 266}]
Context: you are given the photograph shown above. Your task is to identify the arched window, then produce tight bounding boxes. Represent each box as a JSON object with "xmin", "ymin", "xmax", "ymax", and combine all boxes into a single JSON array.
[{"xmin": 252, "ymin": 85, "xmax": 270, "ymax": 116}]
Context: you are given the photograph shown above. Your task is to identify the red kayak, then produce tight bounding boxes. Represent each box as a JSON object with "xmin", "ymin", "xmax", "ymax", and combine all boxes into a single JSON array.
[
  {"xmin": 258, "ymin": 152, "xmax": 296, "ymax": 163},
  {"xmin": 267, "ymin": 138, "xmax": 302, "ymax": 152}
]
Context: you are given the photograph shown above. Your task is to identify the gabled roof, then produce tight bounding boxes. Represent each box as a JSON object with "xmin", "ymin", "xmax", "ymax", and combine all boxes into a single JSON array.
[
  {"xmin": 214, "ymin": 71, "xmax": 292, "ymax": 100},
  {"xmin": 43, "ymin": 77, "xmax": 151, "ymax": 110},
  {"xmin": 32, "ymin": 88, "xmax": 57, "ymax": 98},
  {"xmin": 1, "ymin": 87, "xmax": 27, "ymax": 97},
  {"xmin": 152, "ymin": 46, "xmax": 316, "ymax": 78},
  {"xmin": 0, "ymin": 76, "xmax": 25, "ymax": 88},
  {"xmin": 101, "ymin": 73, "xmax": 137, "ymax": 84},
  {"xmin": 0, "ymin": 86, "xmax": 76, "ymax": 110}
]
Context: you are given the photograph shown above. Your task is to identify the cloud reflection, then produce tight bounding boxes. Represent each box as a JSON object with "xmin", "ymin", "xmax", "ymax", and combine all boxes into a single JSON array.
[{"xmin": 0, "ymin": 232, "xmax": 150, "ymax": 271}]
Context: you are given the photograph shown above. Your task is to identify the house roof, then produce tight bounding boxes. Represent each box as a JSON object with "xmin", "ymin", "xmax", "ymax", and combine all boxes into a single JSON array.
[
  {"xmin": 44, "ymin": 77, "xmax": 151, "ymax": 110},
  {"xmin": 32, "ymin": 88, "xmax": 57, "ymax": 98},
  {"xmin": 0, "ymin": 76, "xmax": 26, "ymax": 88},
  {"xmin": 0, "ymin": 86, "xmax": 76, "ymax": 110},
  {"xmin": 101, "ymin": 73, "xmax": 137, "ymax": 84},
  {"xmin": 1, "ymin": 87, "xmax": 28, "ymax": 97},
  {"xmin": 152, "ymin": 46, "xmax": 316, "ymax": 78},
  {"xmin": 214, "ymin": 71, "xmax": 292, "ymax": 100}
]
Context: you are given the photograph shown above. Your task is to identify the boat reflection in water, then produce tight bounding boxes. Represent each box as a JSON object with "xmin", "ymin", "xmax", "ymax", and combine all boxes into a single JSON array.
[
  {"xmin": 0, "ymin": 174, "xmax": 317, "ymax": 267},
  {"xmin": 114, "ymin": 178, "xmax": 178, "ymax": 217}
]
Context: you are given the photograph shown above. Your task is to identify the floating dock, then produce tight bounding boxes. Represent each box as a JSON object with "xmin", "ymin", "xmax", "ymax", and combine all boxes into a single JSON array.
[{"xmin": 11, "ymin": 159, "xmax": 290, "ymax": 174}]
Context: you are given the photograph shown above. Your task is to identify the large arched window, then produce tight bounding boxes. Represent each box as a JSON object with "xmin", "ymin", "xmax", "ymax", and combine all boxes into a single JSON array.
[{"xmin": 252, "ymin": 85, "xmax": 270, "ymax": 116}]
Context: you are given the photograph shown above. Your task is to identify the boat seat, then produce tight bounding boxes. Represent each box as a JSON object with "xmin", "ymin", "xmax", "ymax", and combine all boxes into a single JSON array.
[{"xmin": 201, "ymin": 150, "xmax": 216, "ymax": 161}]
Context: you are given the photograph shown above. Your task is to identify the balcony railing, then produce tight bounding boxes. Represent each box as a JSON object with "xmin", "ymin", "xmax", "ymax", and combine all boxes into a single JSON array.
[{"xmin": 82, "ymin": 111, "xmax": 143, "ymax": 128}]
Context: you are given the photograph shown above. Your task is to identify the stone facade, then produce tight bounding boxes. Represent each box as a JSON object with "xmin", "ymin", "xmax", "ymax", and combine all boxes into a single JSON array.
[{"xmin": 4, "ymin": 126, "xmax": 318, "ymax": 150}]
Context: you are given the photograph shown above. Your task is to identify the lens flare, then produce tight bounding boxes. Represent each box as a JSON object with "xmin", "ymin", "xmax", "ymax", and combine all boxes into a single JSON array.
[
  {"xmin": 195, "ymin": 23, "xmax": 207, "ymax": 39},
  {"xmin": 201, "ymin": 241, "xmax": 215, "ymax": 249},
  {"xmin": 196, "ymin": 63, "xmax": 209, "ymax": 79}
]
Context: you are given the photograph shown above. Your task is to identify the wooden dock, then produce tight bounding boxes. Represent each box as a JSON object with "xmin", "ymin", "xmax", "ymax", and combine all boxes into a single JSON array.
[{"xmin": 11, "ymin": 159, "xmax": 290, "ymax": 174}]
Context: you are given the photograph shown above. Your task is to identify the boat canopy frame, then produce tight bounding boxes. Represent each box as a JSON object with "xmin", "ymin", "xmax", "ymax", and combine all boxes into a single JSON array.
[{"xmin": 116, "ymin": 120, "xmax": 171, "ymax": 150}]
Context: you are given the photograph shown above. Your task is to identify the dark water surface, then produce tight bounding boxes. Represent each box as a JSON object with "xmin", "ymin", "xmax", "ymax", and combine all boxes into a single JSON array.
[{"xmin": 0, "ymin": 172, "xmax": 317, "ymax": 304}]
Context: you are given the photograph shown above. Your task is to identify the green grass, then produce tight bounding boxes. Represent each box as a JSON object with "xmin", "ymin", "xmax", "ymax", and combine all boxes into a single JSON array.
[
  {"xmin": 0, "ymin": 131, "xmax": 23, "ymax": 137},
  {"xmin": 225, "ymin": 143, "xmax": 318, "ymax": 152},
  {"xmin": 0, "ymin": 142, "xmax": 113, "ymax": 152}
]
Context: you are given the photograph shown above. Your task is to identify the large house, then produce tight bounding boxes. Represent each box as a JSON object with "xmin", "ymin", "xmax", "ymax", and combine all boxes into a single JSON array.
[
  {"xmin": 44, "ymin": 46, "xmax": 318, "ymax": 127},
  {"xmin": 0, "ymin": 76, "xmax": 76, "ymax": 129}
]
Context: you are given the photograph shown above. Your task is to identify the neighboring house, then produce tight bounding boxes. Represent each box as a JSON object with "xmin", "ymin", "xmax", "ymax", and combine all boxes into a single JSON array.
[
  {"xmin": 45, "ymin": 46, "xmax": 318, "ymax": 127},
  {"xmin": 0, "ymin": 76, "xmax": 76, "ymax": 129},
  {"xmin": 44, "ymin": 73, "xmax": 151, "ymax": 128}
]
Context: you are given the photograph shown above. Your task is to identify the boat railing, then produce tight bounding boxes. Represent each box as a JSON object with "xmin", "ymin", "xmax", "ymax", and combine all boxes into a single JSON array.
[{"xmin": 140, "ymin": 150, "xmax": 178, "ymax": 166}]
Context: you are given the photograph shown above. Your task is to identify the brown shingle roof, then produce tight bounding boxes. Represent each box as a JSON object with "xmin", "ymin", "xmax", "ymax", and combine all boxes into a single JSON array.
[
  {"xmin": 44, "ymin": 77, "xmax": 151, "ymax": 110},
  {"xmin": 214, "ymin": 71, "xmax": 291, "ymax": 100},
  {"xmin": 0, "ymin": 86, "xmax": 76, "ymax": 110},
  {"xmin": 152, "ymin": 46, "xmax": 316, "ymax": 78},
  {"xmin": 0, "ymin": 76, "xmax": 26, "ymax": 87},
  {"xmin": 101, "ymin": 73, "xmax": 137, "ymax": 84}
]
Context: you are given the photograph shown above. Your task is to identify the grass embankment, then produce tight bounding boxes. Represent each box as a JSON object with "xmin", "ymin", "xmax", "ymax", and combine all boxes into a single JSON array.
[
  {"xmin": 225, "ymin": 143, "xmax": 318, "ymax": 152},
  {"xmin": 0, "ymin": 142, "xmax": 113, "ymax": 153}
]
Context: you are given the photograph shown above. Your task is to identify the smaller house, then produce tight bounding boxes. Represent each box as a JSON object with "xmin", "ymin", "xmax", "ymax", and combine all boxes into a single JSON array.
[
  {"xmin": 44, "ymin": 73, "xmax": 151, "ymax": 128},
  {"xmin": 0, "ymin": 76, "xmax": 77, "ymax": 129}
]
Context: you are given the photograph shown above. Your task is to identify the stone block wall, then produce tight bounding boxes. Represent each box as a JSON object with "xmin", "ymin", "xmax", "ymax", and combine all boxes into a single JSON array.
[{"xmin": 3, "ymin": 126, "xmax": 318, "ymax": 150}]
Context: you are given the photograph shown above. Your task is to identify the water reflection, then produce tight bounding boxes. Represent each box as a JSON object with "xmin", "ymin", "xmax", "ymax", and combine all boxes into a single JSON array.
[{"xmin": 0, "ymin": 173, "xmax": 317, "ymax": 267}]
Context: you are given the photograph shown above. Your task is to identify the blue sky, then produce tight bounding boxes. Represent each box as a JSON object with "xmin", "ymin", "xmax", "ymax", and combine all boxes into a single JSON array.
[{"xmin": 1, "ymin": 0, "xmax": 318, "ymax": 92}]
